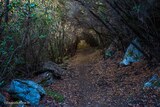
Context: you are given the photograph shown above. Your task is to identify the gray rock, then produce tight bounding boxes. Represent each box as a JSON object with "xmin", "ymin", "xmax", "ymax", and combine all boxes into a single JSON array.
[
  {"xmin": 42, "ymin": 61, "xmax": 65, "ymax": 77},
  {"xmin": 34, "ymin": 72, "xmax": 55, "ymax": 86}
]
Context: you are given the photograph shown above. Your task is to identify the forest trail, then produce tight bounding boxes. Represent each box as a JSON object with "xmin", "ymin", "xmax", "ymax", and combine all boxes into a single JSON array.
[{"xmin": 49, "ymin": 47, "xmax": 151, "ymax": 107}]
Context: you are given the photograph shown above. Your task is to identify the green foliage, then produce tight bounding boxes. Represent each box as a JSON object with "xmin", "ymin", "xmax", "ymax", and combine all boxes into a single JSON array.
[
  {"xmin": 133, "ymin": 5, "xmax": 141, "ymax": 13},
  {"xmin": 0, "ymin": 0, "xmax": 67, "ymax": 78},
  {"xmin": 153, "ymin": 81, "xmax": 160, "ymax": 87},
  {"xmin": 45, "ymin": 89, "xmax": 65, "ymax": 103},
  {"xmin": 97, "ymin": 5, "xmax": 108, "ymax": 22},
  {"xmin": 0, "ymin": 81, "xmax": 5, "ymax": 87},
  {"xmin": 105, "ymin": 50, "xmax": 115, "ymax": 58}
]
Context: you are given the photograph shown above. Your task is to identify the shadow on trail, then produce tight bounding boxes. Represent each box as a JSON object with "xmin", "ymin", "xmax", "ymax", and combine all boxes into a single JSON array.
[{"xmin": 48, "ymin": 47, "xmax": 148, "ymax": 107}]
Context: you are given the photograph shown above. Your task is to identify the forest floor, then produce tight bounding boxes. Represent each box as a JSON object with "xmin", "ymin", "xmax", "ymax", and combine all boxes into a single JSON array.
[{"xmin": 48, "ymin": 47, "xmax": 156, "ymax": 107}]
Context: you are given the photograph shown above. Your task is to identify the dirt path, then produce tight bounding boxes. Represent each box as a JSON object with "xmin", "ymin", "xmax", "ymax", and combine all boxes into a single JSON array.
[
  {"xmin": 49, "ymin": 47, "xmax": 152, "ymax": 107},
  {"xmin": 65, "ymin": 48, "xmax": 106, "ymax": 107}
]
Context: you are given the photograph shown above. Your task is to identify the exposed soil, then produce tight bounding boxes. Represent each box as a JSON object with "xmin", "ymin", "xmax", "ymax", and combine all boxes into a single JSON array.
[{"xmin": 48, "ymin": 47, "xmax": 155, "ymax": 107}]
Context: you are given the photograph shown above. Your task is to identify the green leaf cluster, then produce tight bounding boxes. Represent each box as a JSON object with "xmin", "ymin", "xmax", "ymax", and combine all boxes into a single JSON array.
[{"xmin": 45, "ymin": 89, "xmax": 65, "ymax": 103}]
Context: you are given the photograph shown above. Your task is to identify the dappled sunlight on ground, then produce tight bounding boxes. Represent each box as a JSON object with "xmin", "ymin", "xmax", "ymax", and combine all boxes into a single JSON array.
[{"xmin": 68, "ymin": 48, "xmax": 102, "ymax": 66}]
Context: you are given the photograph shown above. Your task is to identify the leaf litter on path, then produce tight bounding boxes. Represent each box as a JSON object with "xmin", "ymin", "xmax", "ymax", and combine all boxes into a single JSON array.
[{"xmin": 47, "ymin": 48, "xmax": 157, "ymax": 107}]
